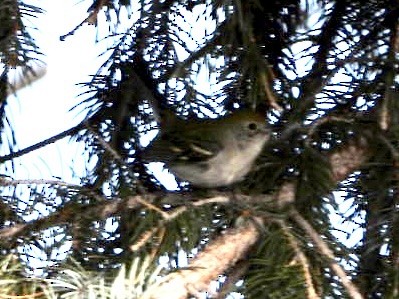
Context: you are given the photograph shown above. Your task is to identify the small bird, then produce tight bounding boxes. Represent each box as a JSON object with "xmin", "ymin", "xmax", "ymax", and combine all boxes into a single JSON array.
[{"xmin": 143, "ymin": 110, "xmax": 270, "ymax": 188}]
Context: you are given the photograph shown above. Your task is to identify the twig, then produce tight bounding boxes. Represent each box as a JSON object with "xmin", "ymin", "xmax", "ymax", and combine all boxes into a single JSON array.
[
  {"xmin": 133, "ymin": 196, "xmax": 169, "ymax": 218},
  {"xmin": 85, "ymin": 122, "xmax": 122, "ymax": 162},
  {"xmin": 59, "ymin": 0, "xmax": 108, "ymax": 41},
  {"xmin": 0, "ymin": 177, "xmax": 80, "ymax": 188},
  {"xmin": 168, "ymin": 196, "xmax": 231, "ymax": 219},
  {"xmin": 0, "ymin": 195, "xmax": 142, "ymax": 240},
  {"xmin": 130, "ymin": 226, "xmax": 161, "ymax": 252},
  {"xmin": 130, "ymin": 195, "xmax": 231, "ymax": 252},
  {"xmin": 277, "ymin": 218, "xmax": 320, "ymax": 299},
  {"xmin": 261, "ymin": 67, "xmax": 283, "ymax": 112},
  {"xmin": 84, "ymin": 121, "xmax": 155, "ymax": 201},
  {"xmin": 289, "ymin": 208, "xmax": 363, "ymax": 299}
]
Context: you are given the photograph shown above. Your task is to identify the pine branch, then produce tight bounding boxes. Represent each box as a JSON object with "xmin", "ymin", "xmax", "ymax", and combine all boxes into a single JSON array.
[
  {"xmin": 130, "ymin": 195, "xmax": 233, "ymax": 252},
  {"xmin": 298, "ymin": 1, "xmax": 347, "ymax": 110},
  {"xmin": 0, "ymin": 193, "xmax": 138, "ymax": 240},
  {"xmin": 59, "ymin": 0, "xmax": 108, "ymax": 41},
  {"xmin": 141, "ymin": 220, "xmax": 260, "ymax": 299}
]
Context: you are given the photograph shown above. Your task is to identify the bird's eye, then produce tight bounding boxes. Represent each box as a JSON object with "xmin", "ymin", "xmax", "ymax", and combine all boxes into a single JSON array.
[{"xmin": 248, "ymin": 122, "xmax": 258, "ymax": 131}]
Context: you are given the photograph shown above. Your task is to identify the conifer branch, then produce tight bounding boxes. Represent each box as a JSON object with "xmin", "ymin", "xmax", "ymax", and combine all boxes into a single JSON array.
[
  {"xmin": 130, "ymin": 196, "xmax": 231, "ymax": 252},
  {"xmin": 141, "ymin": 220, "xmax": 260, "ymax": 299},
  {"xmin": 137, "ymin": 139, "xmax": 371, "ymax": 298},
  {"xmin": 0, "ymin": 192, "xmax": 232, "ymax": 242},
  {"xmin": 0, "ymin": 177, "xmax": 81, "ymax": 188}
]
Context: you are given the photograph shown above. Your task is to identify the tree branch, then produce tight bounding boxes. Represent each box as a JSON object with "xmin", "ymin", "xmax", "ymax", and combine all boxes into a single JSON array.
[
  {"xmin": 0, "ymin": 123, "xmax": 84, "ymax": 163},
  {"xmin": 142, "ymin": 220, "xmax": 260, "ymax": 299},
  {"xmin": 289, "ymin": 209, "xmax": 363, "ymax": 299}
]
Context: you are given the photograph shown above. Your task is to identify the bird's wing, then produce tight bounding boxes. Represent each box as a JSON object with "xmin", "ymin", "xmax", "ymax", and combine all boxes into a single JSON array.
[{"xmin": 143, "ymin": 128, "xmax": 224, "ymax": 163}]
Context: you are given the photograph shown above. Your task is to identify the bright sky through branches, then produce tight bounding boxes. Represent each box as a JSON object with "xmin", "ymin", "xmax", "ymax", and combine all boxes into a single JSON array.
[{"xmin": 1, "ymin": 0, "xmax": 365, "ymax": 279}]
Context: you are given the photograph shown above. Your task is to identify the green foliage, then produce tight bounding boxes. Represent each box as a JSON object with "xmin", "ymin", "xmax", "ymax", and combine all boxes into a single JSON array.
[
  {"xmin": 296, "ymin": 145, "xmax": 334, "ymax": 211},
  {"xmin": 244, "ymin": 227, "xmax": 307, "ymax": 299},
  {"xmin": 127, "ymin": 200, "xmax": 234, "ymax": 255}
]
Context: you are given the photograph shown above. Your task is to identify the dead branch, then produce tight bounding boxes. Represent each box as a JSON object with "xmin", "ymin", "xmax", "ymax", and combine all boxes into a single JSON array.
[{"xmin": 7, "ymin": 67, "xmax": 47, "ymax": 95}]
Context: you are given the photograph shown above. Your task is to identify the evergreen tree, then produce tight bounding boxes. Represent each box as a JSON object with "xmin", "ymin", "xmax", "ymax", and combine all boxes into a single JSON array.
[{"xmin": 0, "ymin": 0, "xmax": 398, "ymax": 298}]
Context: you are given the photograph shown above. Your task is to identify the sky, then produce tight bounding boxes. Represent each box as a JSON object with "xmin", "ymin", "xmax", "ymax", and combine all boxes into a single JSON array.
[
  {"xmin": 6, "ymin": 0, "xmax": 106, "ymax": 183},
  {"xmin": 2, "ymin": 0, "xmax": 115, "ymax": 274}
]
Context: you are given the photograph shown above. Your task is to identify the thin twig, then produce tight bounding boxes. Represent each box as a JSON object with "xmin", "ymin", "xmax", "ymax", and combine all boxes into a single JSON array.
[
  {"xmin": 134, "ymin": 196, "xmax": 169, "ymax": 218},
  {"xmin": 0, "ymin": 177, "xmax": 80, "ymax": 188},
  {"xmin": 59, "ymin": 0, "xmax": 108, "ymax": 41},
  {"xmin": 0, "ymin": 123, "xmax": 84, "ymax": 163},
  {"xmin": 261, "ymin": 67, "xmax": 283, "ymax": 111},
  {"xmin": 130, "ymin": 226, "xmax": 160, "ymax": 252},
  {"xmin": 85, "ymin": 122, "xmax": 123, "ymax": 162},
  {"xmin": 168, "ymin": 196, "xmax": 231, "ymax": 219}
]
